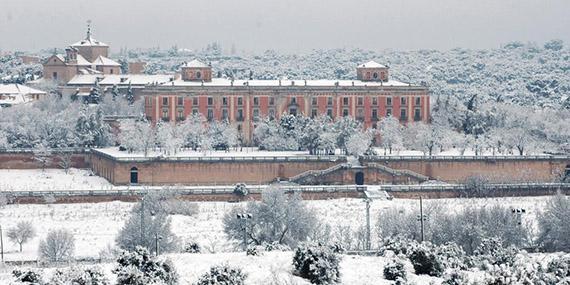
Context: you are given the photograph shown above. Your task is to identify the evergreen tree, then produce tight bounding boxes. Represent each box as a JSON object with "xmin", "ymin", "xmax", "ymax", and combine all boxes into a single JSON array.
[
  {"xmin": 87, "ymin": 81, "xmax": 102, "ymax": 104},
  {"xmin": 111, "ymin": 84, "xmax": 120, "ymax": 101},
  {"xmin": 126, "ymin": 82, "xmax": 134, "ymax": 105}
]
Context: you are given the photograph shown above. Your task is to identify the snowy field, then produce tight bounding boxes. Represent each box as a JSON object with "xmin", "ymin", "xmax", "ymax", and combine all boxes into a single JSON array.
[
  {"xmin": 0, "ymin": 196, "xmax": 551, "ymax": 261},
  {"xmin": 0, "ymin": 196, "xmax": 555, "ymax": 284},
  {"xmin": 0, "ymin": 168, "xmax": 113, "ymax": 191},
  {"xmin": 95, "ymin": 147, "xmax": 313, "ymax": 158}
]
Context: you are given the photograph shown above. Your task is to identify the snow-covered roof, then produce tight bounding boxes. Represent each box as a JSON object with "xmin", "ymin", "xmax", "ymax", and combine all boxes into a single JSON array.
[
  {"xmin": 182, "ymin": 59, "xmax": 210, "ymax": 68},
  {"xmin": 76, "ymin": 54, "xmax": 92, "ymax": 66},
  {"xmin": 161, "ymin": 78, "xmax": 415, "ymax": 88},
  {"xmin": 67, "ymin": 74, "xmax": 175, "ymax": 86},
  {"xmin": 357, "ymin": 61, "xmax": 387, "ymax": 68},
  {"xmin": 0, "ymin": 84, "xmax": 47, "ymax": 95},
  {"xmin": 71, "ymin": 35, "xmax": 108, "ymax": 47},
  {"xmin": 92, "ymin": 55, "xmax": 120, "ymax": 66}
]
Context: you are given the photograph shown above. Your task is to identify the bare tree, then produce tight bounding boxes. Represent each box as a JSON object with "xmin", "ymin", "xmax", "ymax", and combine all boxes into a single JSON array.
[
  {"xmin": 7, "ymin": 221, "xmax": 36, "ymax": 252},
  {"xmin": 33, "ymin": 144, "xmax": 52, "ymax": 171},
  {"xmin": 39, "ymin": 229, "xmax": 75, "ymax": 262},
  {"xmin": 57, "ymin": 152, "xmax": 73, "ymax": 174}
]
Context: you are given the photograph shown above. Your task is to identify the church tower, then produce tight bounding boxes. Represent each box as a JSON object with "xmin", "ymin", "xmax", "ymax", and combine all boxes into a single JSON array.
[{"xmin": 71, "ymin": 21, "xmax": 110, "ymax": 62}]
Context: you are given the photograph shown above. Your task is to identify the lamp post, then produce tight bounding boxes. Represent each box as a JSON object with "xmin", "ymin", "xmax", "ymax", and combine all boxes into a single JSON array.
[
  {"xmin": 511, "ymin": 208, "xmax": 526, "ymax": 226},
  {"xmin": 363, "ymin": 198, "xmax": 372, "ymax": 250},
  {"xmin": 155, "ymin": 233, "xmax": 163, "ymax": 256},
  {"xmin": 0, "ymin": 225, "xmax": 4, "ymax": 263},
  {"xmin": 236, "ymin": 213, "xmax": 252, "ymax": 252},
  {"xmin": 416, "ymin": 196, "xmax": 428, "ymax": 242}
]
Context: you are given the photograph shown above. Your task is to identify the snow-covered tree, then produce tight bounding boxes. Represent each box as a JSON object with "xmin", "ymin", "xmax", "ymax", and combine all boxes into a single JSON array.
[
  {"xmin": 87, "ymin": 81, "xmax": 102, "ymax": 105},
  {"xmin": 155, "ymin": 122, "xmax": 184, "ymax": 155},
  {"xmin": 379, "ymin": 116, "xmax": 402, "ymax": 154},
  {"xmin": 126, "ymin": 82, "xmax": 134, "ymax": 105},
  {"xmin": 113, "ymin": 247, "xmax": 178, "ymax": 285},
  {"xmin": 346, "ymin": 131, "xmax": 373, "ymax": 156},
  {"xmin": 208, "ymin": 120, "xmax": 237, "ymax": 150},
  {"xmin": 39, "ymin": 229, "xmax": 75, "ymax": 262},
  {"xmin": 118, "ymin": 119, "xmax": 155, "ymax": 156},
  {"xmin": 333, "ymin": 116, "xmax": 362, "ymax": 153},
  {"xmin": 7, "ymin": 221, "xmax": 36, "ymax": 252},
  {"xmin": 74, "ymin": 106, "xmax": 109, "ymax": 147},
  {"xmin": 404, "ymin": 122, "xmax": 445, "ymax": 156},
  {"xmin": 179, "ymin": 113, "xmax": 206, "ymax": 150}
]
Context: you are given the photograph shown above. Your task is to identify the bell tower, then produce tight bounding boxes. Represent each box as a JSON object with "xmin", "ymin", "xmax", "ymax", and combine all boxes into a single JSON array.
[{"xmin": 357, "ymin": 61, "xmax": 389, "ymax": 82}]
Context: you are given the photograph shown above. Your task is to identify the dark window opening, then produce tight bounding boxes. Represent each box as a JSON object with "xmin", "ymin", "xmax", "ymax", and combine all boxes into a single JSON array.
[
  {"xmin": 355, "ymin": 172, "xmax": 364, "ymax": 185},
  {"xmin": 130, "ymin": 167, "xmax": 138, "ymax": 184}
]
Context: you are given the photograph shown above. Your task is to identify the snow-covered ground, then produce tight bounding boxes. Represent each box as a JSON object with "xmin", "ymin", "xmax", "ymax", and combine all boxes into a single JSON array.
[
  {"xmin": 0, "ymin": 168, "xmax": 113, "ymax": 191},
  {"xmin": 0, "ymin": 197, "xmax": 551, "ymax": 262},
  {"xmin": 95, "ymin": 147, "xmax": 314, "ymax": 158}
]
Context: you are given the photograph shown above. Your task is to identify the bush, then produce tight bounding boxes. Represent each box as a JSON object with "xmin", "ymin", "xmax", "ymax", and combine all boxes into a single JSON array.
[
  {"xmin": 113, "ymin": 246, "xmax": 178, "ymax": 285},
  {"xmin": 38, "ymin": 229, "xmax": 75, "ymax": 262},
  {"xmin": 473, "ymin": 238, "xmax": 519, "ymax": 268},
  {"xmin": 383, "ymin": 258, "xmax": 407, "ymax": 281},
  {"xmin": 49, "ymin": 266, "xmax": 109, "ymax": 285},
  {"xmin": 194, "ymin": 264, "xmax": 247, "ymax": 285},
  {"xmin": 293, "ymin": 243, "xmax": 341, "ymax": 284},
  {"xmin": 183, "ymin": 241, "xmax": 201, "ymax": 253},
  {"xmin": 546, "ymin": 254, "xmax": 570, "ymax": 278},
  {"xmin": 263, "ymin": 241, "xmax": 290, "ymax": 252},
  {"xmin": 379, "ymin": 237, "xmax": 419, "ymax": 257},
  {"xmin": 246, "ymin": 246, "xmax": 262, "ymax": 256},
  {"xmin": 233, "ymin": 183, "xmax": 248, "ymax": 196},
  {"xmin": 409, "ymin": 244, "xmax": 444, "ymax": 277},
  {"xmin": 435, "ymin": 242, "xmax": 468, "ymax": 270},
  {"xmin": 441, "ymin": 269, "xmax": 468, "ymax": 285},
  {"xmin": 12, "ymin": 268, "xmax": 43, "ymax": 283}
]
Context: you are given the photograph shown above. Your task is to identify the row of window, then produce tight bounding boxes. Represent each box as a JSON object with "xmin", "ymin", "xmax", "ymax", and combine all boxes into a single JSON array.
[
  {"xmin": 161, "ymin": 106, "xmax": 423, "ymax": 122},
  {"xmin": 160, "ymin": 96, "xmax": 423, "ymax": 107}
]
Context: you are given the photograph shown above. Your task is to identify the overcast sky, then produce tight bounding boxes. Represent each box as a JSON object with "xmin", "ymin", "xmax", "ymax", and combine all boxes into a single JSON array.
[{"xmin": 1, "ymin": 0, "xmax": 568, "ymax": 53}]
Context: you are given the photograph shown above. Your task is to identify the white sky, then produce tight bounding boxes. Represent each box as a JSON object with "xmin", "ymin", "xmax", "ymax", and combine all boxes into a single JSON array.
[{"xmin": 0, "ymin": 0, "xmax": 568, "ymax": 53}]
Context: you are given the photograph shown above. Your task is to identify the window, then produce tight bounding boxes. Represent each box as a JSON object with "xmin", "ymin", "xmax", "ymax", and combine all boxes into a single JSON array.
[
  {"xmin": 372, "ymin": 109, "xmax": 378, "ymax": 120},
  {"xmin": 192, "ymin": 97, "xmax": 198, "ymax": 105},
  {"xmin": 177, "ymin": 109, "xmax": 184, "ymax": 121},
  {"xmin": 162, "ymin": 109, "xmax": 169, "ymax": 121},
  {"xmin": 192, "ymin": 108, "xmax": 198, "ymax": 115},
  {"xmin": 253, "ymin": 108, "xmax": 260, "ymax": 120},
  {"xmin": 401, "ymin": 97, "xmax": 407, "ymax": 105},
  {"xmin": 311, "ymin": 97, "xmax": 317, "ymax": 105},
  {"xmin": 177, "ymin": 96, "xmax": 183, "ymax": 106},
  {"xmin": 222, "ymin": 97, "xmax": 228, "ymax": 106},
  {"xmin": 237, "ymin": 97, "xmax": 243, "ymax": 106},
  {"xmin": 222, "ymin": 108, "xmax": 228, "ymax": 120},
  {"xmin": 207, "ymin": 97, "xmax": 213, "ymax": 106},
  {"xmin": 268, "ymin": 108, "xmax": 275, "ymax": 118},
  {"xmin": 110, "ymin": 69, "xmax": 114, "ymax": 74},
  {"xmin": 253, "ymin": 97, "xmax": 259, "ymax": 106},
  {"xmin": 327, "ymin": 108, "xmax": 333, "ymax": 118},
  {"xmin": 400, "ymin": 109, "xmax": 407, "ymax": 121},
  {"xmin": 207, "ymin": 109, "xmax": 214, "ymax": 121},
  {"xmin": 386, "ymin": 97, "xmax": 392, "ymax": 106},
  {"xmin": 196, "ymin": 71, "xmax": 202, "ymax": 79},
  {"xmin": 311, "ymin": 108, "xmax": 318, "ymax": 118},
  {"xmin": 291, "ymin": 97, "xmax": 297, "ymax": 104},
  {"xmin": 342, "ymin": 108, "xmax": 349, "ymax": 117},
  {"xmin": 327, "ymin": 96, "xmax": 333, "ymax": 106},
  {"xmin": 372, "ymin": 97, "xmax": 378, "ymax": 105},
  {"xmin": 343, "ymin": 97, "xmax": 349, "ymax": 105},
  {"xmin": 289, "ymin": 107, "xmax": 297, "ymax": 115},
  {"xmin": 237, "ymin": 109, "xmax": 244, "ymax": 121},
  {"xmin": 356, "ymin": 108, "xmax": 364, "ymax": 120},
  {"xmin": 53, "ymin": 72, "xmax": 58, "ymax": 79},
  {"xmin": 162, "ymin": 97, "xmax": 168, "ymax": 106},
  {"xmin": 373, "ymin": 72, "xmax": 378, "ymax": 79},
  {"xmin": 269, "ymin": 97, "xmax": 274, "ymax": 106},
  {"xmin": 386, "ymin": 108, "xmax": 392, "ymax": 116},
  {"xmin": 357, "ymin": 97, "xmax": 363, "ymax": 106},
  {"xmin": 130, "ymin": 167, "xmax": 138, "ymax": 184},
  {"xmin": 414, "ymin": 108, "xmax": 421, "ymax": 121},
  {"xmin": 415, "ymin": 97, "xmax": 421, "ymax": 106}
]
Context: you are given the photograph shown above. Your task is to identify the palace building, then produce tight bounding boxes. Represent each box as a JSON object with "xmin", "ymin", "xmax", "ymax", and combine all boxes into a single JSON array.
[
  {"xmin": 43, "ymin": 26, "xmax": 121, "ymax": 84},
  {"xmin": 142, "ymin": 59, "xmax": 430, "ymax": 143}
]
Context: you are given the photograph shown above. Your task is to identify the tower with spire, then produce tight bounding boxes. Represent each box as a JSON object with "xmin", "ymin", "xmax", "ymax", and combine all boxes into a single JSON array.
[{"xmin": 70, "ymin": 20, "xmax": 110, "ymax": 62}]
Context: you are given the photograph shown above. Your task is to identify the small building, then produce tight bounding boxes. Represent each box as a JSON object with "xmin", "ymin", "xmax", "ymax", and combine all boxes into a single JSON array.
[{"xmin": 0, "ymin": 84, "xmax": 47, "ymax": 107}]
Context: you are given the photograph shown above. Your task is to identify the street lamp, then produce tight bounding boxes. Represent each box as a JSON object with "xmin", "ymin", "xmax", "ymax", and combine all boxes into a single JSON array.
[
  {"xmin": 416, "ymin": 196, "xmax": 428, "ymax": 242},
  {"xmin": 236, "ymin": 213, "xmax": 252, "ymax": 251},
  {"xmin": 511, "ymin": 208, "xmax": 526, "ymax": 226},
  {"xmin": 363, "ymin": 198, "xmax": 372, "ymax": 250}
]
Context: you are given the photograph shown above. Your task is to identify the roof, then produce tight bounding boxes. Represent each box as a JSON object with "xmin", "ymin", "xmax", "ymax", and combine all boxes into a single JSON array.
[
  {"xmin": 71, "ymin": 35, "xmax": 108, "ymax": 47},
  {"xmin": 76, "ymin": 54, "xmax": 92, "ymax": 66},
  {"xmin": 92, "ymin": 55, "xmax": 120, "ymax": 66},
  {"xmin": 159, "ymin": 78, "xmax": 415, "ymax": 88},
  {"xmin": 357, "ymin": 61, "xmax": 388, "ymax": 68},
  {"xmin": 182, "ymin": 59, "xmax": 210, "ymax": 68},
  {"xmin": 0, "ymin": 84, "xmax": 47, "ymax": 95},
  {"xmin": 67, "ymin": 74, "xmax": 175, "ymax": 86}
]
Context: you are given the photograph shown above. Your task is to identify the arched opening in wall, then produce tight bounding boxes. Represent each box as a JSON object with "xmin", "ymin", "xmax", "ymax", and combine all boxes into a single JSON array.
[
  {"xmin": 565, "ymin": 164, "xmax": 570, "ymax": 178},
  {"xmin": 355, "ymin": 171, "xmax": 364, "ymax": 185},
  {"xmin": 130, "ymin": 167, "xmax": 138, "ymax": 185}
]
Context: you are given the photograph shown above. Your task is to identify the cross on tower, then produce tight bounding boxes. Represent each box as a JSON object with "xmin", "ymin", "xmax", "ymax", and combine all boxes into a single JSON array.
[{"xmin": 86, "ymin": 20, "xmax": 92, "ymax": 39}]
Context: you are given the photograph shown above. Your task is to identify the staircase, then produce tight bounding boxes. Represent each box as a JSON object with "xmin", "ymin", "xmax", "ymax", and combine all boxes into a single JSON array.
[
  {"xmin": 366, "ymin": 163, "xmax": 430, "ymax": 183},
  {"xmin": 289, "ymin": 163, "xmax": 350, "ymax": 184},
  {"xmin": 364, "ymin": 185, "xmax": 392, "ymax": 200}
]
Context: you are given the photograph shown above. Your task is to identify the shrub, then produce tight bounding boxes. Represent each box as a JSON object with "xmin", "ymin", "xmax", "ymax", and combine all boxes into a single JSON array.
[
  {"xmin": 409, "ymin": 244, "xmax": 444, "ymax": 277},
  {"xmin": 263, "ymin": 241, "xmax": 290, "ymax": 252},
  {"xmin": 441, "ymin": 269, "xmax": 468, "ymax": 285},
  {"xmin": 194, "ymin": 264, "xmax": 247, "ymax": 285},
  {"xmin": 246, "ymin": 246, "xmax": 262, "ymax": 256},
  {"xmin": 233, "ymin": 183, "xmax": 248, "ymax": 196},
  {"xmin": 546, "ymin": 254, "xmax": 570, "ymax": 278},
  {"xmin": 435, "ymin": 242, "xmax": 468, "ymax": 270},
  {"xmin": 113, "ymin": 246, "xmax": 178, "ymax": 285},
  {"xmin": 383, "ymin": 258, "xmax": 407, "ymax": 281},
  {"xmin": 38, "ymin": 229, "xmax": 75, "ymax": 262},
  {"xmin": 293, "ymin": 243, "xmax": 341, "ymax": 284},
  {"xmin": 474, "ymin": 238, "xmax": 519, "ymax": 268},
  {"xmin": 379, "ymin": 237, "xmax": 419, "ymax": 257},
  {"xmin": 183, "ymin": 241, "xmax": 201, "ymax": 253},
  {"xmin": 463, "ymin": 175, "xmax": 492, "ymax": 197},
  {"xmin": 49, "ymin": 266, "xmax": 109, "ymax": 285},
  {"xmin": 12, "ymin": 268, "xmax": 43, "ymax": 283}
]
